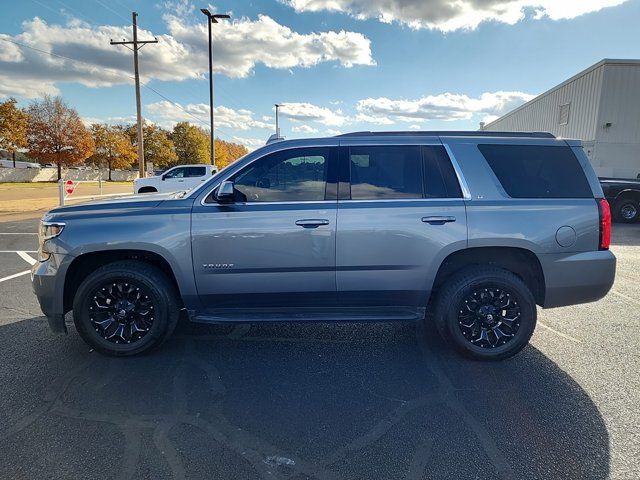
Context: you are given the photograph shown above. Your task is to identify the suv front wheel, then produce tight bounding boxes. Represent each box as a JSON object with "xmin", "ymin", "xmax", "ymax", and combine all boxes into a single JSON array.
[
  {"xmin": 434, "ymin": 266, "xmax": 536, "ymax": 360},
  {"xmin": 73, "ymin": 261, "xmax": 180, "ymax": 356}
]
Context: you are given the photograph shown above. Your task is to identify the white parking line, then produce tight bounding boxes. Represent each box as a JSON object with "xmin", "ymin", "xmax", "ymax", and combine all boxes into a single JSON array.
[
  {"xmin": 537, "ymin": 321, "xmax": 582, "ymax": 344},
  {"xmin": 0, "ymin": 270, "xmax": 30, "ymax": 283},
  {"xmin": 611, "ymin": 289, "xmax": 640, "ymax": 307},
  {"xmin": 17, "ymin": 251, "xmax": 37, "ymax": 266}
]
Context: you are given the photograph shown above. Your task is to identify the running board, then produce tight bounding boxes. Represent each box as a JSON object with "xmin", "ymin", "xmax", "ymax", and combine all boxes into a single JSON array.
[{"xmin": 193, "ymin": 307, "xmax": 426, "ymax": 324}]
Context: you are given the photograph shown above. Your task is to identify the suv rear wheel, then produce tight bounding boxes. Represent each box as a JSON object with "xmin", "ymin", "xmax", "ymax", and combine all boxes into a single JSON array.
[
  {"xmin": 434, "ymin": 266, "xmax": 536, "ymax": 360},
  {"xmin": 72, "ymin": 261, "xmax": 179, "ymax": 356}
]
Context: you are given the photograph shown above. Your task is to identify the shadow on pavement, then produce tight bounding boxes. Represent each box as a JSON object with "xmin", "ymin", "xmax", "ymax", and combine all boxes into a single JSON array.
[
  {"xmin": 611, "ymin": 222, "xmax": 640, "ymax": 246},
  {"xmin": 0, "ymin": 316, "xmax": 609, "ymax": 480}
]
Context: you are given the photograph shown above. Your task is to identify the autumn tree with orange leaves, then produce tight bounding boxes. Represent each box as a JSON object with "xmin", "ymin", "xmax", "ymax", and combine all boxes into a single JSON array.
[{"xmin": 27, "ymin": 95, "xmax": 94, "ymax": 180}]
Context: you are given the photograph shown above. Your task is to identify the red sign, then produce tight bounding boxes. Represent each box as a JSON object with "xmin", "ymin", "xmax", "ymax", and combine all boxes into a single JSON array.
[{"xmin": 64, "ymin": 180, "xmax": 75, "ymax": 195}]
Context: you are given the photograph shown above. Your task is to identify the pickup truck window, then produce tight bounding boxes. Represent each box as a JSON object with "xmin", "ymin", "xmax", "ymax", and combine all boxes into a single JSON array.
[
  {"xmin": 186, "ymin": 166, "xmax": 207, "ymax": 177},
  {"xmin": 164, "ymin": 167, "xmax": 186, "ymax": 179},
  {"xmin": 232, "ymin": 147, "xmax": 329, "ymax": 202}
]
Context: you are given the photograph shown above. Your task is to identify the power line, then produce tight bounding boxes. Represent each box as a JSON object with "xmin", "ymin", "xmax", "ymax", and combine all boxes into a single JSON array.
[{"xmin": 0, "ymin": 36, "xmax": 238, "ymax": 141}]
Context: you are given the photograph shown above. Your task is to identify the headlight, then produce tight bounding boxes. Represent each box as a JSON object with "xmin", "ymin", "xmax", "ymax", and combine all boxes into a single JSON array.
[{"xmin": 38, "ymin": 221, "xmax": 65, "ymax": 262}]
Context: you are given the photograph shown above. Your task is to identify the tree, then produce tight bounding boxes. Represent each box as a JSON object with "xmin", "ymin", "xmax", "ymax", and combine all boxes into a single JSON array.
[
  {"xmin": 27, "ymin": 95, "xmax": 94, "ymax": 180},
  {"xmin": 0, "ymin": 98, "xmax": 29, "ymax": 167},
  {"xmin": 214, "ymin": 138, "xmax": 248, "ymax": 169},
  {"xmin": 171, "ymin": 122, "xmax": 209, "ymax": 165},
  {"xmin": 88, "ymin": 124, "xmax": 137, "ymax": 180},
  {"xmin": 125, "ymin": 123, "xmax": 177, "ymax": 170}
]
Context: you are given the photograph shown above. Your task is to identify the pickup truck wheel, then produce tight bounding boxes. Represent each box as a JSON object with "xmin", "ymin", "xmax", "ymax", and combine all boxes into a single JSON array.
[
  {"xmin": 72, "ymin": 261, "xmax": 179, "ymax": 356},
  {"xmin": 434, "ymin": 266, "xmax": 536, "ymax": 361},
  {"xmin": 614, "ymin": 199, "xmax": 639, "ymax": 223}
]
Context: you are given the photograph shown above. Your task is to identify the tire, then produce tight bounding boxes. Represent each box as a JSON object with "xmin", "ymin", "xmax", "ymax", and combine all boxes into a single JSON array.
[
  {"xmin": 72, "ymin": 260, "xmax": 180, "ymax": 356},
  {"xmin": 433, "ymin": 266, "xmax": 536, "ymax": 361},
  {"xmin": 137, "ymin": 187, "xmax": 158, "ymax": 194},
  {"xmin": 613, "ymin": 198, "xmax": 639, "ymax": 223}
]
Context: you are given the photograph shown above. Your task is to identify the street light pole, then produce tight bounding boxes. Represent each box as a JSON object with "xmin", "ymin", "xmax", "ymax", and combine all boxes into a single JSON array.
[{"xmin": 200, "ymin": 9, "xmax": 230, "ymax": 169}]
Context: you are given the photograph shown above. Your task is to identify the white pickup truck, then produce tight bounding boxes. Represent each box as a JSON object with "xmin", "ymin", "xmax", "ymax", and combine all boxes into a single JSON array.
[{"xmin": 134, "ymin": 164, "xmax": 216, "ymax": 194}]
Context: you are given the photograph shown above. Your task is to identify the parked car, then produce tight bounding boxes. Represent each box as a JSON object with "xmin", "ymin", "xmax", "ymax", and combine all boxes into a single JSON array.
[
  {"xmin": 0, "ymin": 159, "xmax": 41, "ymax": 168},
  {"xmin": 133, "ymin": 164, "xmax": 216, "ymax": 194},
  {"xmin": 599, "ymin": 177, "xmax": 640, "ymax": 223},
  {"xmin": 32, "ymin": 131, "xmax": 615, "ymax": 360}
]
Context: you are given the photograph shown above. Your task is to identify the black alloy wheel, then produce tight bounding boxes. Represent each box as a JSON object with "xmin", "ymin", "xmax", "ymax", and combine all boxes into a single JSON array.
[
  {"xmin": 73, "ymin": 260, "xmax": 180, "ymax": 356},
  {"xmin": 457, "ymin": 287, "xmax": 521, "ymax": 349},
  {"xmin": 88, "ymin": 280, "xmax": 156, "ymax": 345},
  {"xmin": 433, "ymin": 266, "xmax": 536, "ymax": 360}
]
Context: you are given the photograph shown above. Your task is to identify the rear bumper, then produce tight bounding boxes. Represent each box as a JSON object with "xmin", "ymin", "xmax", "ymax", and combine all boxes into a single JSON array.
[{"xmin": 540, "ymin": 250, "xmax": 616, "ymax": 308}]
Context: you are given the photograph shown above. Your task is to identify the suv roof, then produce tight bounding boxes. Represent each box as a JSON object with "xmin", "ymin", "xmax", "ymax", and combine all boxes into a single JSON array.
[{"xmin": 336, "ymin": 131, "xmax": 556, "ymax": 139}]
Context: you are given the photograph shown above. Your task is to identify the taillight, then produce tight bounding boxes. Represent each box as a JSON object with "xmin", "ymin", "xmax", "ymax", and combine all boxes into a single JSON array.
[{"xmin": 598, "ymin": 198, "xmax": 611, "ymax": 250}]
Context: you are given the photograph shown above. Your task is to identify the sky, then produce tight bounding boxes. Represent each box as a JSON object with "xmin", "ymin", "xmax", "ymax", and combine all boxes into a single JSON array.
[{"xmin": 1, "ymin": 0, "xmax": 639, "ymax": 149}]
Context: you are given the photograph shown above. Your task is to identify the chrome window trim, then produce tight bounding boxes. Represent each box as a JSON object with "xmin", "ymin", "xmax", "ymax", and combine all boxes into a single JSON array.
[
  {"xmin": 199, "ymin": 141, "xmax": 472, "ymax": 206},
  {"xmin": 337, "ymin": 198, "xmax": 464, "ymax": 204},
  {"xmin": 443, "ymin": 143, "xmax": 472, "ymax": 200}
]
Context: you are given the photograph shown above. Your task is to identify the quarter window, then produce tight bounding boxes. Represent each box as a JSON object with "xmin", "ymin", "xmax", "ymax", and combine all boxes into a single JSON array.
[
  {"xmin": 232, "ymin": 147, "xmax": 329, "ymax": 202},
  {"xmin": 478, "ymin": 144, "xmax": 592, "ymax": 198}
]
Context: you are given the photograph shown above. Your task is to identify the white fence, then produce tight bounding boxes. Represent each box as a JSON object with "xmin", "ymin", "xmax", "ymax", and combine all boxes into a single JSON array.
[{"xmin": 0, "ymin": 167, "xmax": 139, "ymax": 183}]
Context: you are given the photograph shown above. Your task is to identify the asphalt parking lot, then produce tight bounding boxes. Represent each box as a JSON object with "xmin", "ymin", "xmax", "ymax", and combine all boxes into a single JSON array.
[{"xmin": 0, "ymin": 218, "xmax": 638, "ymax": 480}]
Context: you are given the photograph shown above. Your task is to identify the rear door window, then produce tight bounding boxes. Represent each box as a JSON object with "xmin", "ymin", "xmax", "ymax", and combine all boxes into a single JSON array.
[
  {"xmin": 348, "ymin": 146, "xmax": 423, "ymax": 200},
  {"xmin": 346, "ymin": 145, "xmax": 462, "ymax": 200},
  {"xmin": 186, "ymin": 166, "xmax": 207, "ymax": 177},
  {"xmin": 478, "ymin": 144, "xmax": 592, "ymax": 198}
]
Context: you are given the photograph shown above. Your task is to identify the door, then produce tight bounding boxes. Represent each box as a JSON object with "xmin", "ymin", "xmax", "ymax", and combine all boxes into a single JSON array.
[
  {"xmin": 161, "ymin": 166, "xmax": 188, "ymax": 193},
  {"xmin": 191, "ymin": 146, "xmax": 338, "ymax": 312},
  {"xmin": 336, "ymin": 144, "xmax": 468, "ymax": 307}
]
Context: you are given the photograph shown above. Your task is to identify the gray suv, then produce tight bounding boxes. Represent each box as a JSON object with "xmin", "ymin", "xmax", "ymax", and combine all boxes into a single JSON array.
[{"xmin": 32, "ymin": 131, "xmax": 616, "ymax": 360}]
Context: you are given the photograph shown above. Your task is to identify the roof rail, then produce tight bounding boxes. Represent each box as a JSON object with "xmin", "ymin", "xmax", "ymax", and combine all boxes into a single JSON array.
[{"xmin": 336, "ymin": 131, "xmax": 556, "ymax": 139}]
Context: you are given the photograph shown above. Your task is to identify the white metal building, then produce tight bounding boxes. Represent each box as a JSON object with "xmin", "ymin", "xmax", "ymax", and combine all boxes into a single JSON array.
[{"xmin": 481, "ymin": 59, "xmax": 640, "ymax": 179}]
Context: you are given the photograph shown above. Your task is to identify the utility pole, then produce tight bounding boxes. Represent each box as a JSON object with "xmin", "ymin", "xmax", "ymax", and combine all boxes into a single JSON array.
[
  {"xmin": 110, "ymin": 12, "xmax": 157, "ymax": 178},
  {"xmin": 274, "ymin": 104, "xmax": 282, "ymax": 138},
  {"xmin": 200, "ymin": 9, "xmax": 230, "ymax": 168}
]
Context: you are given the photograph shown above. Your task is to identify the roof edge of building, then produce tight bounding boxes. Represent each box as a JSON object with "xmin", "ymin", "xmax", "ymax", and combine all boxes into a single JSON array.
[{"xmin": 482, "ymin": 58, "xmax": 640, "ymax": 130}]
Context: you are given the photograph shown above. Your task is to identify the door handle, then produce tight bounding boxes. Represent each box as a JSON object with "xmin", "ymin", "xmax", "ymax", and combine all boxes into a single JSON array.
[
  {"xmin": 422, "ymin": 216, "xmax": 456, "ymax": 225},
  {"xmin": 295, "ymin": 219, "xmax": 329, "ymax": 228}
]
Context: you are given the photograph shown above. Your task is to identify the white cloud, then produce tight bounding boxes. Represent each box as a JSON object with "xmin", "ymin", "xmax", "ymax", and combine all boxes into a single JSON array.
[
  {"xmin": 233, "ymin": 135, "xmax": 266, "ymax": 151},
  {"xmin": 279, "ymin": 102, "xmax": 347, "ymax": 126},
  {"xmin": 325, "ymin": 129, "xmax": 342, "ymax": 135},
  {"xmin": 408, "ymin": 124, "xmax": 422, "ymax": 130},
  {"xmin": 355, "ymin": 91, "xmax": 535, "ymax": 124},
  {"xmin": 164, "ymin": 13, "xmax": 374, "ymax": 78},
  {"xmin": 145, "ymin": 100, "xmax": 272, "ymax": 131},
  {"xmin": 0, "ymin": 11, "xmax": 373, "ymax": 99},
  {"xmin": 291, "ymin": 124, "xmax": 319, "ymax": 133},
  {"xmin": 284, "ymin": 0, "xmax": 629, "ymax": 31}
]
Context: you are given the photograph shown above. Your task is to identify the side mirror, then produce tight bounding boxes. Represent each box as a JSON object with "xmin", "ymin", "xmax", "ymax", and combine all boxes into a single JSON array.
[
  {"xmin": 161, "ymin": 174, "xmax": 167, "ymax": 181},
  {"xmin": 215, "ymin": 180, "xmax": 235, "ymax": 203}
]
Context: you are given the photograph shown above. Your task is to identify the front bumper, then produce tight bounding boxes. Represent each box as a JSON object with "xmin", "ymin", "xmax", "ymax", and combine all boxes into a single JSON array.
[
  {"xmin": 540, "ymin": 250, "xmax": 616, "ymax": 308},
  {"xmin": 31, "ymin": 253, "xmax": 70, "ymax": 334}
]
